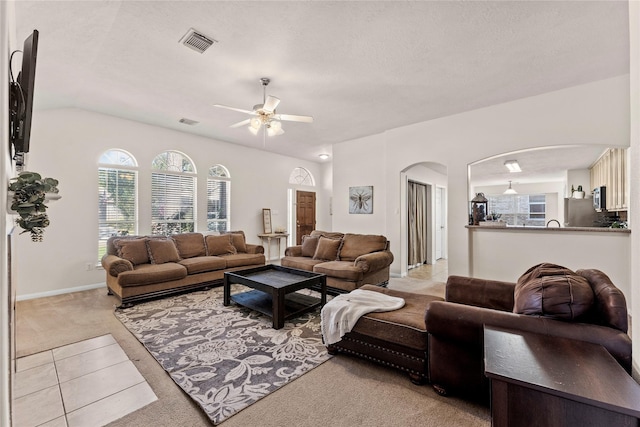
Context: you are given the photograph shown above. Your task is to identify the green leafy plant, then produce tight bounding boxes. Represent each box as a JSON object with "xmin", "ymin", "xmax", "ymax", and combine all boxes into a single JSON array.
[{"xmin": 8, "ymin": 171, "xmax": 59, "ymax": 242}]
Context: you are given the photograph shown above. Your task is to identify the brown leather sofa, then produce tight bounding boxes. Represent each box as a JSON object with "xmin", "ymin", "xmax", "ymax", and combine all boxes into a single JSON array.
[
  {"xmin": 102, "ymin": 231, "xmax": 265, "ymax": 307},
  {"xmin": 281, "ymin": 230, "xmax": 394, "ymax": 293},
  {"xmin": 426, "ymin": 266, "xmax": 631, "ymax": 402}
]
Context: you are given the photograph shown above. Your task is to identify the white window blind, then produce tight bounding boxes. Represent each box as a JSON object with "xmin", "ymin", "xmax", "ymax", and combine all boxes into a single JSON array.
[
  {"xmin": 98, "ymin": 149, "xmax": 138, "ymax": 260},
  {"xmin": 151, "ymin": 151, "xmax": 196, "ymax": 235},
  {"xmin": 207, "ymin": 165, "xmax": 230, "ymax": 232},
  {"xmin": 487, "ymin": 194, "xmax": 547, "ymax": 227}
]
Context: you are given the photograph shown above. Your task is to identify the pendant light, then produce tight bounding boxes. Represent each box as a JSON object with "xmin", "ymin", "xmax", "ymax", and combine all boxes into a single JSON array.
[{"xmin": 504, "ymin": 181, "xmax": 517, "ymax": 195}]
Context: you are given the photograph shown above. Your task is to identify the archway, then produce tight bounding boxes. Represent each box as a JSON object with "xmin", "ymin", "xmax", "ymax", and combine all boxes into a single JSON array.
[{"xmin": 399, "ymin": 161, "xmax": 448, "ymax": 278}]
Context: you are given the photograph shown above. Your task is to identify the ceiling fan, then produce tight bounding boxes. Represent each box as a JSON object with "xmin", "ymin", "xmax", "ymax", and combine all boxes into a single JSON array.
[{"xmin": 213, "ymin": 78, "xmax": 313, "ymax": 138}]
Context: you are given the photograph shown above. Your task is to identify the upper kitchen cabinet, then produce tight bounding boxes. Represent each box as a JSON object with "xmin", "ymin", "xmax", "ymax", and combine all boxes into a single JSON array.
[{"xmin": 590, "ymin": 148, "xmax": 628, "ymax": 212}]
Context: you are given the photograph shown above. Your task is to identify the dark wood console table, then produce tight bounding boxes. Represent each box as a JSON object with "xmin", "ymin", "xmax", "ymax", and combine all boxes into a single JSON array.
[{"xmin": 484, "ymin": 326, "xmax": 640, "ymax": 427}]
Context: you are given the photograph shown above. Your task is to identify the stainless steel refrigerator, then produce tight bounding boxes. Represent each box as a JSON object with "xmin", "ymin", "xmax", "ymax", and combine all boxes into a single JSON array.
[{"xmin": 564, "ymin": 198, "xmax": 597, "ymax": 227}]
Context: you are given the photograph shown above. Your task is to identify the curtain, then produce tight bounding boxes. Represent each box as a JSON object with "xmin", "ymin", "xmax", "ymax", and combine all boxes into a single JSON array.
[{"xmin": 408, "ymin": 181, "xmax": 428, "ymax": 267}]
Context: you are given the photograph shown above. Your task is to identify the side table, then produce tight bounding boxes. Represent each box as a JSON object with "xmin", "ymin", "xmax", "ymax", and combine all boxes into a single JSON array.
[
  {"xmin": 257, "ymin": 233, "xmax": 289, "ymax": 262},
  {"xmin": 484, "ymin": 326, "xmax": 640, "ymax": 427}
]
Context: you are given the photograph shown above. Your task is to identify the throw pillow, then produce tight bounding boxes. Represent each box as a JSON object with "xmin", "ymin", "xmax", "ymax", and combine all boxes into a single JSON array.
[
  {"xmin": 146, "ymin": 239, "xmax": 181, "ymax": 264},
  {"xmin": 513, "ymin": 262, "xmax": 594, "ymax": 320},
  {"xmin": 206, "ymin": 234, "xmax": 237, "ymax": 256},
  {"xmin": 171, "ymin": 233, "xmax": 206, "ymax": 258},
  {"xmin": 226, "ymin": 232, "xmax": 247, "ymax": 253},
  {"xmin": 113, "ymin": 238, "xmax": 149, "ymax": 265},
  {"xmin": 313, "ymin": 236, "xmax": 341, "ymax": 261},
  {"xmin": 338, "ymin": 233, "xmax": 387, "ymax": 261},
  {"xmin": 301, "ymin": 235, "xmax": 319, "ymax": 257}
]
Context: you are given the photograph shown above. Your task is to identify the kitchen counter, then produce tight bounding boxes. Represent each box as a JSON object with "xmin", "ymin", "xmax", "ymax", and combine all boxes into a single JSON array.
[{"xmin": 466, "ymin": 225, "xmax": 630, "ymax": 233}]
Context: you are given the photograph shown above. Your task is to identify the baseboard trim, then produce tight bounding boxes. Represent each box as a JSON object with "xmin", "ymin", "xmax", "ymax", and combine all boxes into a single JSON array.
[{"xmin": 17, "ymin": 282, "xmax": 106, "ymax": 301}]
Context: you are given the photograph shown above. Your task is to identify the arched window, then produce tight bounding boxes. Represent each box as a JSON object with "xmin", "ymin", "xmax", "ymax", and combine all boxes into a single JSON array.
[
  {"xmin": 207, "ymin": 165, "xmax": 231, "ymax": 232},
  {"xmin": 98, "ymin": 149, "xmax": 138, "ymax": 259},
  {"xmin": 151, "ymin": 151, "xmax": 196, "ymax": 235},
  {"xmin": 289, "ymin": 167, "xmax": 315, "ymax": 186}
]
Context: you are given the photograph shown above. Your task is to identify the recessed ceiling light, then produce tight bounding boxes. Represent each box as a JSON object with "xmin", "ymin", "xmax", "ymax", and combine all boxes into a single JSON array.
[
  {"xmin": 318, "ymin": 154, "xmax": 330, "ymax": 160},
  {"xmin": 504, "ymin": 160, "xmax": 521, "ymax": 173}
]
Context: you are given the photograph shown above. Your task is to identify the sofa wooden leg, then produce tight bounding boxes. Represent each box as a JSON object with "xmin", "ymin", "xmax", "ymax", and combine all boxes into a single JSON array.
[
  {"xmin": 432, "ymin": 384, "xmax": 448, "ymax": 396},
  {"xmin": 409, "ymin": 373, "xmax": 427, "ymax": 385}
]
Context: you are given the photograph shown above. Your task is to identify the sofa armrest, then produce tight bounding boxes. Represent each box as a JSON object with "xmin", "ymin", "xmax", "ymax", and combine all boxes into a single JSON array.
[
  {"xmin": 245, "ymin": 244, "xmax": 264, "ymax": 254},
  {"xmin": 285, "ymin": 245, "xmax": 303, "ymax": 257},
  {"xmin": 354, "ymin": 251, "xmax": 394, "ymax": 273},
  {"xmin": 101, "ymin": 254, "xmax": 133, "ymax": 277},
  {"xmin": 445, "ymin": 275, "xmax": 515, "ymax": 311},
  {"xmin": 426, "ymin": 300, "xmax": 632, "ymax": 372}
]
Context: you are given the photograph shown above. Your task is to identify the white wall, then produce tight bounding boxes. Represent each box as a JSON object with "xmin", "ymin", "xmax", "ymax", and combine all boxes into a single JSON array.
[
  {"xmin": 469, "ymin": 228, "xmax": 630, "ymax": 302},
  {"xmin": 629, "ymin": 0, "xmax": 640, "ymax": 379},
  {"xmin": 332, "ymin": 132, "xmax": 387, "ymax": 233},
  {"xmin": 14, "ymin": 108, "xmax": 330, "ymax": 298},
  {"xmin": 332, "ymin": 76, "xmax": 630, "ymax": 281},
  {"xmin": 1, "ymin": 2, "xmax": 14, "ymax": 425}
]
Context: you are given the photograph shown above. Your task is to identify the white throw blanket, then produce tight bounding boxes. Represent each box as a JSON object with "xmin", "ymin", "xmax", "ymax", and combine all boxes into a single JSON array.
[{"xmin": 321, "ymin": 289, "xmax": 405, "ymax": 345}]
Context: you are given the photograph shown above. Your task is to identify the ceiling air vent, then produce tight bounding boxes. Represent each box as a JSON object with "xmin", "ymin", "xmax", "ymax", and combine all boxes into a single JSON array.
[
  {"xmin": 179, "ymin": 118, "xmax": 199, "ymax": 126},
  {"xmin": 180, "ymin": 28, "xmax": 216, "ymax": 54}
]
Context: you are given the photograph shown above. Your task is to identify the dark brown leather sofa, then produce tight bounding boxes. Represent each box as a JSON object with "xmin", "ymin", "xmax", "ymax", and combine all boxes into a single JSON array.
[{"xmin": 426, "ymin": 267, "xmax": 631, "ymax": 402}]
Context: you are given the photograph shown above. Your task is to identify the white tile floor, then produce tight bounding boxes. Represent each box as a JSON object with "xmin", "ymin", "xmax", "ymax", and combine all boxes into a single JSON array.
[{"xmin": 13, "ymin": 334, "xmax": 157, "ymax": 427}]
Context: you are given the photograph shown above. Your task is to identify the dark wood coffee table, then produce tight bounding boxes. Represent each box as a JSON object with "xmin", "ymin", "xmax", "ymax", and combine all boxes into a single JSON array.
[{"xmin": 223, "ymin": 265, "xmax": 326, "ymax": 329}]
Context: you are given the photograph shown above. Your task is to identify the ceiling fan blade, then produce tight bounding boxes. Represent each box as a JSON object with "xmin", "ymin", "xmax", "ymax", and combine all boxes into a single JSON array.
[
  {"xmin": 276, "ymin": 113, "xmax": 313, "ymax": 123},
  {"xmin": 213, "ymin": 104, "xmax": 254, "ymax": 115},
  {"xmin": 262, "ymin": 96, "xmax": 280, "ymax": 113},
  {"xmin": 230, "ymin": 119, "xmax": 251, "ymax": 128}
]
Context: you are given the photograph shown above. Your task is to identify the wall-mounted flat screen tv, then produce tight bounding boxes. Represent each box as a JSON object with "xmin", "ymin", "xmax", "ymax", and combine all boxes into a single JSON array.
[{"xmin": 9, "ymin": 29, "xmax": 39, "ymax": 164}]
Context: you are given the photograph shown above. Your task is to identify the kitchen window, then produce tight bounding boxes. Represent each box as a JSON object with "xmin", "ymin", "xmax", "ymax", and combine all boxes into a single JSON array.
[{"xmin": 487, "ymin": 194, "xmax": 546, "ymax": 227}]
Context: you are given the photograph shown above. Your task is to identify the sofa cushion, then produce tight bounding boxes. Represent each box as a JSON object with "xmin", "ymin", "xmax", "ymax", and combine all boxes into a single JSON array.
[
  {"xmin": 350, "ymin": 284, "xmax": 443, "ymax": 351},
  {"xmin": 514, "ymin": 263, "xmax": 594, "ymax": 320},
  {"xmin": 179, "ymin": 256, "xmax": 227, "ymax": 274},
  {"xmin": 117, "ymin": 263, "xmax": 187, "ymax": 287},
  {"xmin": 226, "ymin": 232, "xmax": 247, "ymax": 253},
  {"xmin": 172, "ymin": 233, "xmax": 206, "ymax": 258},
  {"xmin": 313, "ymin": 261, "xmax": 364, "ymax": 281},
  {"xmin": 310, "ymin": 230, "xmax": 344, "ymax": 240},
  {"xmin": 338, "ymin": 233, "xmax": 387, "ymax": 262},
  {"xmin": 147, "ymin": 239, "xmax": 181, "ymax": 264},
  {"xmin": 113, "ymin": 238, "xmax": 149, "ymax": 265},
  {"xmin": 221, "ymin": 253, "xmax": 265, "ymax": 268},
  {"xmin": 301, "ymin": 235, "xmax": 320, "ymax": 257},
  {"xmin": 313, "ymin": 236, "xmax": 341, "ymax": 261},
  {"xmin": 206, "ymin": 234, "xmax": 237, "ymax": 256},
  {"xmin": 281, "ymin": 256, "xmax": 326, "ymax": 272}
]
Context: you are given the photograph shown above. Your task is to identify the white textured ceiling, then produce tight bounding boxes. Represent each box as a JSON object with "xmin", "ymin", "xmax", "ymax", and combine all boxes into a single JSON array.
[{"xmin": 14, "ymin": 1, "xmax": 629, "ymax": 170}]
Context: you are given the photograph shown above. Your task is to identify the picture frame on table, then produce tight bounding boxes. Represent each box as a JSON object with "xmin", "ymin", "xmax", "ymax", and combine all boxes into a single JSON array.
[{"xmin": 262, "ymin": 208, "xmax": 272, "ymax": 234}]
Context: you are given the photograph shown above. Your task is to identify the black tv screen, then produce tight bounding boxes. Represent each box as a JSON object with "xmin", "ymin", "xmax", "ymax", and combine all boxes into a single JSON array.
[{"xmin": 9, "ymin": 29, "xmax": 39, "ymax": 159}]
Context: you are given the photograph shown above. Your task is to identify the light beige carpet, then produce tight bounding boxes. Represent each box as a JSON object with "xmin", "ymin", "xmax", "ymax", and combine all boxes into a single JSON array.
[{"xmin": 16, "ymin": 278, "xmax": 489, "ymax": 426}]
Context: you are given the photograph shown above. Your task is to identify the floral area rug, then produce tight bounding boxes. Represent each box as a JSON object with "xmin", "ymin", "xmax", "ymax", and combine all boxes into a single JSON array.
[{"xmin": 114, "ymin": 285, "xmax": 331, "ymax": 425}]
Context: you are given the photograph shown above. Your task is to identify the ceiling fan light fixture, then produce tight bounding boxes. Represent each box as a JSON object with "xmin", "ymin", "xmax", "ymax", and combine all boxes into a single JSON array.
[
  {"xmin": 504, "ymin": 160, "xmax": 522, "ymax": 173},
  {"xmin": 248, "ymin": 125, "xmax": 259, "ymax": 136},
  {"xmin": 266, "ymin": 121, "xmax": 284, "ymax": 137},
  {"xmin": 249, "ymin": 117, "xmax": 262, "ymax": 130},
  {"xmin": 504, "ymin": 180, "xmax": 517, "ymax": 195}
]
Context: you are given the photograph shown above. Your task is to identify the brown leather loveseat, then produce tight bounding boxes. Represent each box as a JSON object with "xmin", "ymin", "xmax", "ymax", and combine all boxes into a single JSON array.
[{"xmin": 425, "ymin": 264, "xmax": 631, "ymax": 402}]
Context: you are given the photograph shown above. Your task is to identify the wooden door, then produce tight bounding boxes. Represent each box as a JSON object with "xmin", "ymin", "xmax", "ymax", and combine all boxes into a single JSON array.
[{"xmin": 296, "ymin": 191, "xmax": 316, "ymax": 244}]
